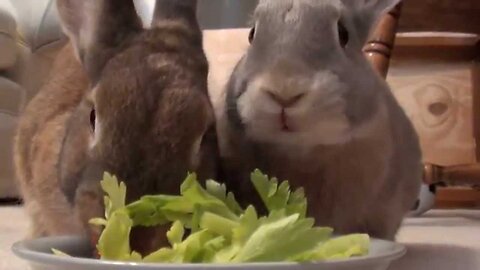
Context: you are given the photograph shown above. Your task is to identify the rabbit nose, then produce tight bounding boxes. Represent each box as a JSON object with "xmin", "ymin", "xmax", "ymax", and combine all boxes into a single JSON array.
[{"xmin": 265, "ymin": 90, "xmax": 305, "ymax": 108}]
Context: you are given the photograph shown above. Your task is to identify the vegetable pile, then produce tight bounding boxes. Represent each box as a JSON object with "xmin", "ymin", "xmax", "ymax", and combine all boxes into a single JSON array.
[{"xmin": 63, "ymin": 170, "xmax": 370, "ymax": 263}]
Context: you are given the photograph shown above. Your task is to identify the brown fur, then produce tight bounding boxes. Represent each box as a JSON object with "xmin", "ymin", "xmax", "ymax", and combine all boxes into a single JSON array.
[
  {"xmin": 14, "ymin": 0, "xmax": 219, "ymax": 255},
  {"xmin": 14, "ymin": 43, "xmax": 89, "ymax": 237}
]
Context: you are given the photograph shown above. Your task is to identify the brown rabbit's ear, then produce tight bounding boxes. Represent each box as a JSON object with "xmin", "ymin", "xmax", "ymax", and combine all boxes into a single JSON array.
[
  {"xmin": 56, "ymin": 0, "xmax": 142, "ymax": 83},
  {"xmin": 151, "ymin": 0, "xmax": 199, "ymax": 29}
]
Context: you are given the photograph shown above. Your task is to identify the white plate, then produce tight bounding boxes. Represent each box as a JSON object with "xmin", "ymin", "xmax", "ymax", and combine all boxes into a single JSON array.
[{"xmin": 12, "ymin": 236, "xmax": 406, "ymax": 270}]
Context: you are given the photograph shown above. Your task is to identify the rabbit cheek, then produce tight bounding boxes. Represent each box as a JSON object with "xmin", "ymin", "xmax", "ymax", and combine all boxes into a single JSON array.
[
  {"xmin": 236, "ymin": 81, "xmax": 283, "ymax": 142},
  {"xmin": 304, "ymin": 112, "xmax": 351, "ymax": 145},
  {"xmin": 293, "ymin": 72, "xmax": 351, "ymax": 145}
]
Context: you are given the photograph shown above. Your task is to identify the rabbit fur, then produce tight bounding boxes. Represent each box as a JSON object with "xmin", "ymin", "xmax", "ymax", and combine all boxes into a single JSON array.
[
  {"xmin": 219, "ymin": 0, "xmax": 422, "ymax": 240},
  {"xmin": 14, "ymin": 0, "xmax": 219, "ymax": 253}
]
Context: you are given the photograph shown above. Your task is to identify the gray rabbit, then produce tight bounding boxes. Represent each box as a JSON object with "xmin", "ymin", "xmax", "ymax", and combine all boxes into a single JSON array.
[
  {"xmin": 219, "ymin": 0, "xmax": 422, "ymax": 240},
  {"xmin": 14, "ymin": 0, "xmax": 219, "ymax": 254}
]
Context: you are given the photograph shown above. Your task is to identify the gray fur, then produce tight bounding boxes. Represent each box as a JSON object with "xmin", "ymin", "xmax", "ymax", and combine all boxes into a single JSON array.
[{"xmin": 221, "ymin": 0, "xmax": 421, "ymax": 240}]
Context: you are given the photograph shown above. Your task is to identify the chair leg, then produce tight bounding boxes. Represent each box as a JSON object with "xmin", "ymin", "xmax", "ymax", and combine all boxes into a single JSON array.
[
  {"xmin": 424, "ymin": 163, "xmax": 480, "ymax": 186},
  {"xmin": 364, "ymin": 2, "xmax": 403, "ymax": 78}
]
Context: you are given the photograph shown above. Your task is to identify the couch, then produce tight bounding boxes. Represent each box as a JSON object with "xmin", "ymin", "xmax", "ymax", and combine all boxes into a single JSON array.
[{"xmin": 0, "ymin": 0, "xmax": 67, "ymax": 198}]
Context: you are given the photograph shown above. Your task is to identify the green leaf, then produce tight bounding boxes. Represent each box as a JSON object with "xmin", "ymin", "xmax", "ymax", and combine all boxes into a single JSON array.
[
  {"xmin": 199, "ymin": 212, "xmax": 239, "ymax": 238},
  {"xmin": 225, "ymin": 192, "xmax": 243, "ymax": 214},
  {"xmin": 232, "ymin": 214, "xmax": 301, "ymax": 262},
  {"xmin": 126, "ymin": 195, "xmax": 179, "ymax": 226},
  {"xmin": 212, "ymin": 245, "xmax": 241, "ymax": 263},
  {"xmin": 202, "ymin": 236, "xmax": 227, "ymax": 263},
  {"xmin": 176, "ymin": 230, "xmax": 216, "ymax": 263},
  {"xmin": 309, "ymin": 234, "xmax": 370, "ymax": 261},
  {"xmin": 286, "ymin": 187, "xmax": 308, "ymax": 218},
  {"xmin": 205, "ymin": 180, "xmax": 226, "ymax": 201},
  {"xmin": 143, "ymin": 248, "xmax": 176, "ymax": 263},
  {"xmin": 51, "ymin": 248, "xmax": 71, "ymax": 257},
  {"xmin": 100, "ymin": 172, "xmax": 126, "ymax": 219},
  {"xmin": 128, "ymin": 251, "xmax": 143, "ymax": 262},
  {"xmin": 167, "ymin": 221, "xmax": 185, "ymax": 246},
  {"xmin": 251, "ymin": 170, "xmax": 274, "ymax": 208},
  {"xmin": 205, "ymin": 236, "xmax": 226, "ymax": 251},
  {"xmin": 231, "ymin": 213, "xmax": 334, "ymax": 263},
  {"xmin": 251, "ymin": 169, "xmax": 308, "ymax": 218},
  {"xmin": 206, "ymin": 180, "xmax": 244, "ymax": 215},
  {"xmin": 89, "ymin": 218, "xmax": 107, "ymax": 227},
  {"xmin": 180, "ymin": 174, "xmax": 238, "ymax": 221},
  {"xmin": 96, "ymin": 209, "xmax": 133, "ymax": 261},
  {"xmin": 87, "ymin": 169, "xmax": 370, "ymax": 264},
  {"xmin": 269, "ymin": 180, "xmax": 290, "ymax": 210},
  {"xmin": 232, "ymin": 206, "xmax": 259, "ymax": 244},
  {"xmin": 180, "ymin": 173, "xmax": 198, "ymax": 195}
]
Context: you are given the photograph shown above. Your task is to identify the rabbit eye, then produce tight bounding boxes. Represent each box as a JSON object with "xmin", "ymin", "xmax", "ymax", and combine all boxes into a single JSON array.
[
  {"xmin": 338, "ymin": 22, "xmax": 349, "ymax": 48},
  {"xmin": 90, "ymin": 109, "xmax": 96, "ymax": 131},
  {"xmin": 248, "ymin": 27, "xmax": 256, "ymax": 44}
]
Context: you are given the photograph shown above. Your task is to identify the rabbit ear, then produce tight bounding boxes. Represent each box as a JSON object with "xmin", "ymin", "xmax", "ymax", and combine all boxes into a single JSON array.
[
  {"xmin": 56, "ymin": 0, "xmax": 142, "ymax": 83},
  {"xmin": 343, "ymin": 0, "xmax": 400, "ymax": 15},
  {"xmin": 151, "ymin": 0, "xmax": 199, "ymax": 29},
  {"xmin": 341, "ymin": 0, "xmax": 400, "ymax": 44}
]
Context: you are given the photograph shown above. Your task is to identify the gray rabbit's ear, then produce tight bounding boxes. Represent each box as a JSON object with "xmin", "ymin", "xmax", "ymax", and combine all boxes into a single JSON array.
[
  {"xmin": 56, "ymin": 0, "xmax": 142, "ymax": 83},
  {"xmin": 341, "ymin": 0, "xmax": 401, "ymax": 45},
  {"xmin": 343, "ymin": 0, "xmax": 400, "ymax": 14}
]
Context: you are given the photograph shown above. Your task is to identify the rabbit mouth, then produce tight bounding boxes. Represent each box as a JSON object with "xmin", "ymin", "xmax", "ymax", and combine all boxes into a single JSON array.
[{"xmin": 280, "ymin": 109, "xmax": 293, "ymax": 132}]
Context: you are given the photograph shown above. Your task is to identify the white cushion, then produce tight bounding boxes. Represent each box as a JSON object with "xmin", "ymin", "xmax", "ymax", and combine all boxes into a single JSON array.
[
  {"xmin": 0, "ymin": 78, "xmax": 24, "ymax": 198},
  {"xmin": 7, "ymin": 0, "xmax": 64, "ymax": 52},
  {"xmin": 0, "ymin": 77, "xmax": 23, "ymax": 116},
  {"xmin": 0, "ymin": 2, "xmax": 17, "ymax": 69},
  {"xmin": 0, "ymin": 34, "xmax": 16, "ymax": 70},
  {"xmin": 0, "ymin": 113, "xmax": 19, "ymax": 198}
]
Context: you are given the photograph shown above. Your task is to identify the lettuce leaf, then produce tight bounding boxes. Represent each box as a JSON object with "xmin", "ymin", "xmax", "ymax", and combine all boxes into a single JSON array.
[
  {"xmin": 86, "ymin": 169, "xmax": 370, "ymax": 264},
  {"xmin": 101, "ymin": 172, "xmax": 126, "ymax": 219},
  {"xmin": 251, "ymin": 169, "xmax": 307, "ymax": 218},
  {"xmin": 95, "ymin": 208, "xmax": 141, "ymax": 262}
]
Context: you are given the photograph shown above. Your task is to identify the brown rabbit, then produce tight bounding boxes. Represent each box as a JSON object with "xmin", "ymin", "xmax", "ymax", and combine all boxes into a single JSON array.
[
  {"xmin": 219, "ymin": 0, "xmax": 422, "ymax": 241},
  {"xmin": 14, "ymin": 0, "xmax": 219, "ymax": 253}
]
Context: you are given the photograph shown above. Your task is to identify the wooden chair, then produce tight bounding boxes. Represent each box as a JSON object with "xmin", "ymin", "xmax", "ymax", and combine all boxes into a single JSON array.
[
  {"xmin": 363, "ymin": 2, "xmax": 403, "ymax": 78},
  {"xmin": 365, "ymin": 1, "xmax": 480, "ymax": 208}
]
